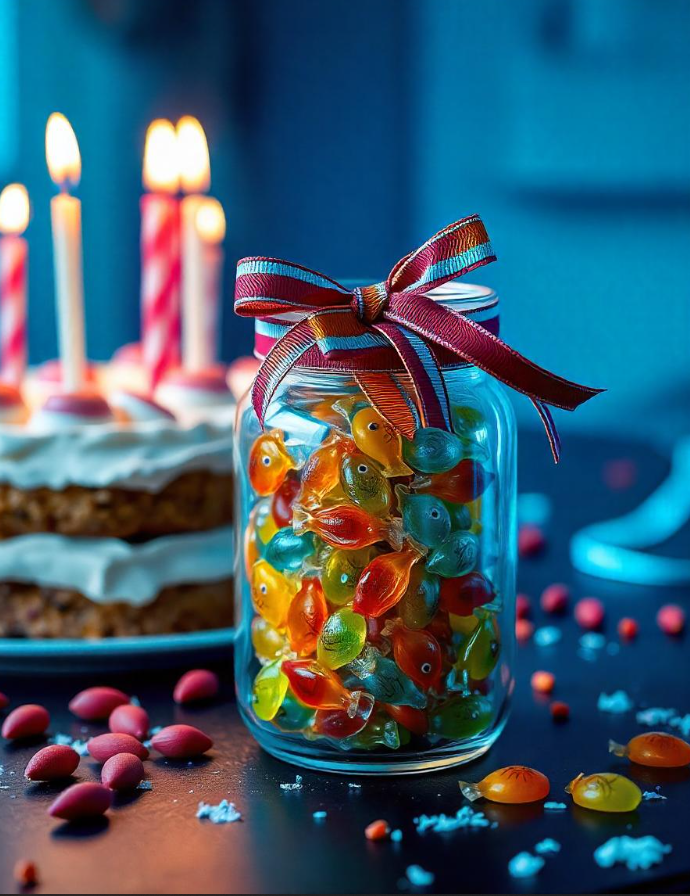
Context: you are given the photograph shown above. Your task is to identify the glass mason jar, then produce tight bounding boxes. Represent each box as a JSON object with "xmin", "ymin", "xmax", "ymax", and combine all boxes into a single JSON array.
[{"xmin": 234, "ymin": 282, "xmax": 517, "ymax": 774}]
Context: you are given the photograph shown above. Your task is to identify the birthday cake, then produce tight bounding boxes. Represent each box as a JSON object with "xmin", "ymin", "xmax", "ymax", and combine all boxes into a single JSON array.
[{"xmin": 0, "ymin": 360, "xmax": 241, "ymax": 639}]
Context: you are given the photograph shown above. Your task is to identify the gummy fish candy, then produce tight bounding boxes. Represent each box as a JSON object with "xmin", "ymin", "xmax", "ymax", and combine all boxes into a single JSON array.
[
  {"xmin": 347, "ymin": 653, "xmax": 427, "ymax": 709},
  {"xmin": 416, "ymin": 459, "xmax": 490, "ymax": 504},
  {"xmin": 286, "ymin": 578, "xmax": 328, "ymax": 657},
  {"xmin": 385, "ymin": 703, "xmax": 429, "ymax": 737},
  {"xmin": 396, "ymin": 487, "xmax": 451, "ymax": 549},
  {"xmin": 443, "ymin": 500, "xmax": 472, "ymax": 531},
  {"xmin": 298, "ymin": 432, "xmax": 354, "ymax": 509},
  {"xmin": 347, "ymin": 405, "xmax": 412, "ymax": 477},
  {"xmin": 609, "ymin": 732, "xmax": 690, "ymax": 768},
  {"xmin": 438, "ymin": 572, "xmax": 494, "ymax": 617},
  {"xmin": 322, "ymin": 547, "xmax": 373, "ymax": 606},
  {"xmin": 454, "ymin": 612, "xmax": 501, "ymax": 681},
  {"xmin": 427, "ymin": 531, "xmax": 479, "ymax": 578},
  {"xmin": 452, "ymin": 405, "xmax": 486, "ymax": 439},
  {"xmin": 282, "ymin": 660, "xmax": 363, "ymax": 717},
  {"xmin": 343, "ymin": 710, "xmax": 401, "ymax": 751},
  {"xmin": 264, "ymin": 528, "xmax": 315, "ymax": 572},
  {"xmin": 398, "ymin": 566, "xmax": 440, "ymax": 629},
  {"xmin": 249, "ymin": 429, "xmax": 298, "ymax": 496},
  {"xmin": 352, "ymin": 547, "xmax": 421, "ymax": 618},
  {"xmin": 429, "ymin": 694, "xmax": 493, "ymax": 740},
  {"xmin": 311, "ymin": 692, "xmax": 376, "ymax": 740},
  {"xmin": 317, "ymin": 608, "xmax": 367, "ymax": 669},
  {"xmin": 341, "ymin": 452, "xmax": 392, "ymax": 515},
  {"xmin": 251, "ymin": 559, "xmax": 298, "ymax": 628},
  {"xmin": 402, "ymin": 426, "xmax": 462, "ymax": 474},
  {"xmin": 273, "ymin": 691, "xmax": 315, "ymax": 732},
  {"xmin": 271, "ymin": 472, "xmax": 300, "ymax": 527},
  {"xmin": 251, "ymin": 616, "xmax": 287, "ymax": 663},
  {"xmin": 385, "ymin": 619, "xmax": 442, "ymax": 691},
  {"xmin": 566, "ymin": 773, "xmax": 642, "ymax": 813},
  {"xmin": 293, "ymin": 504, "xmax": 403, "ymax": 551},
  {"xmin": 459, "ymin": 766, "xmax": 550, "ymax": 804},
  {"xmin": 252, "ymin": 660, "xmax": 289, "ymax": 722}
]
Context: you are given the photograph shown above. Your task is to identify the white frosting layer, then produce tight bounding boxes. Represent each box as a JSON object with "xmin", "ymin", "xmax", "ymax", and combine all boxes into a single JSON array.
[
  {"xmin": 0, "ymin": 526, "xmax": 234, "ymax": 606},
  {"xmin": 0, "ymin": 419, "xmax": 234, "ymax": 492}
]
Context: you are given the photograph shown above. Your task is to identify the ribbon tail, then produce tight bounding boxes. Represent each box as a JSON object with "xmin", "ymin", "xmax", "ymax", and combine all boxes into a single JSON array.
[
  {"xmin": 250, "ymin": 314, "xmax": 322, "ymax": 424},
  {"xmin": 354, "ymin": 371, "xmax": 420, "ymax": 440},
  {"xmin": 531, "ymin": 399, "xmax": 561, "ymax": 463},
  {"xmin": 372, "ymin": 321, "xmax": 453, "ymax": 433}
]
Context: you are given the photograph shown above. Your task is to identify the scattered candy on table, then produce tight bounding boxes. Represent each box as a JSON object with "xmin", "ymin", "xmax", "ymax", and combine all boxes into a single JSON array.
[
  {"xmin": 516, "ymin": 618, "xmax": 534, "ymax": 642},
  {"xmin": 656, "ymin": 603, "xmax": 685, "ymax": 636},
  {"xmin": 531, "ymin": 671, "xmax": 555, "ymax": 695},
  {"xmin": 540, "ymin": 583, "xmax": 569, "ymax": 614},
  {"xmin": 597, "ymin": 691, "xmax": 634, "ymax": 714},
  {"xmin": 617, "ymin": 617, "xmax": 639, "ymax": 641},
  {"xmin": 364, "ymin": 819, "xmax": 390, "ymax": 841},
  {"xmin": 517, "ymin": 524, "xmax": 545, "ymax": 557},
  {"xmin": 550, "ymin": 701, "xmax": 570, "ymax": 722},
  {"xmin": 459, "ymin": 766, "xmax": 550, "ymax": 804},
  {"xmin": 515, "ymin": 593, "xmax": 531, "ymax": 619},
  {"xmin": 566, "ymin": 772, "xmax": 642, "ymax": 813},
  {"xmin": 574, "ymin": 597, "xmax": 605, "ymax": 630},
  {"xmin": 508, "ymin": 852, "xmax": 544, "ymax": 879},
  {"xmin": 609, "ymin": 732, "xmax": 690, "ymax": 767}
]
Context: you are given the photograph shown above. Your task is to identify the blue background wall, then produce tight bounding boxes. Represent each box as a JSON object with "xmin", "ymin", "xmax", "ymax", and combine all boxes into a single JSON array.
[{"xmin": 1, "ymin": 0, "xmax": 689, "ymax": 443}]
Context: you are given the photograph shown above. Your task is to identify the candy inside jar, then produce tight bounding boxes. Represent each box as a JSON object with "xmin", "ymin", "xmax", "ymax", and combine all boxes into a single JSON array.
[{"xmin": 235, "ymin": 358, "xmax": 517, "ymax": 774}]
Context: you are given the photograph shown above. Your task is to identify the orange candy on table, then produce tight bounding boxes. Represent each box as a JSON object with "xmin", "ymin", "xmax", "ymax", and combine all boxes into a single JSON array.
[
  {"xmin": 459, "ymin": 766, "xmax": 550, "ymax": 804},
  {"xmin": 530, "ymin": 670, "xmax": 555, "ymax": 694},
  {"xmin": 286, "ymin": 578, "xmax": 328, "ymax": 656},
  {"xmin": 609, "ymin": 732, "xmax": 690, "ymax": 768}
]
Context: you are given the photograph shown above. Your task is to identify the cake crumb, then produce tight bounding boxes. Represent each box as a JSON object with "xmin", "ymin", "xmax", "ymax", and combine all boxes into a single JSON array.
[
  {"xmin": 414, "ymin": 806, "xmax": 492, "ymax": 833},
  {"xmin": 280, "ymin": 775, "xmax": 303, "ymax": 792}
]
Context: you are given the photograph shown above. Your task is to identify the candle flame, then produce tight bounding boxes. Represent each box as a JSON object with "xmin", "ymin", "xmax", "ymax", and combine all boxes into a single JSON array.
[
  {"xmin": 143, "ymin": 119, "xmax": 180, "ymax": 194},
  {"xmin": 196, "ymin": 197, "xmax": 225, "ymax": 244},
  {"xmin": 0, "ymin": 184, "xmax": 30, "ymax": 235},
  {"xmin": 176, "ymin": 116, "xmax": 210, "ymax": 193},
  {"xmin": 46, "ymin": 113, "xmax": 81, "ymax": 188}
]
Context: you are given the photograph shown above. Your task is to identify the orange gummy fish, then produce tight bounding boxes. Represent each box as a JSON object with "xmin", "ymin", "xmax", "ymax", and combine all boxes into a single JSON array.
[
  {"xmin": 352, "ymin": 547, "xmax": 421, "ymax": 618},
  {"xmin": 293, "ymin": 504, "xmax": 402, "ymax": 551},
  {"xmin": 249, "ymin": 429, "xmax": 298, "ymax": 496}
]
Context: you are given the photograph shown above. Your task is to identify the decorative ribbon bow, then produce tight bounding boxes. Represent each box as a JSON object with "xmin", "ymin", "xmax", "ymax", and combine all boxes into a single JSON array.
[{"xmin": 234, "ymin": 214, "xmax": 603, "ymax": 462}]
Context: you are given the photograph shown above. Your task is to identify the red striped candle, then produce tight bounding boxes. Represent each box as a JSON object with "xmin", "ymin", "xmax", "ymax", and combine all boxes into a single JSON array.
[
  {"xmin": 0, "ymin": 184, "xmax": 30, "ymax": 386},
  {"xmin": 141, "ymin": 120, "xmax": 181, "ymax": 391}
]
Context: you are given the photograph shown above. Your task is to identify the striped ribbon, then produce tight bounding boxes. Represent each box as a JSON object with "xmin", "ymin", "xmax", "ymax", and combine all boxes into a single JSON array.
[{"xmin": 234, "ymin": 214, "xmax": 603, "ymax": 461}]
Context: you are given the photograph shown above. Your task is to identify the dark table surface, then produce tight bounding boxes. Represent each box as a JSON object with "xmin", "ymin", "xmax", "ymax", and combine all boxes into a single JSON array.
[{"xmin": 1, "ymin": 430, "xmax": 689, "ymax": 895}]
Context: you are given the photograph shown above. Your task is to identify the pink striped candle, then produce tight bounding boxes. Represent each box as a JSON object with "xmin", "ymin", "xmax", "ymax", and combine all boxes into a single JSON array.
[
  {"xmin": 141, "ymin": 120, "xmax": 181, "ymax": 391},
  {"xmin": 0, "ymin": 184, "xmax": 29, "ymax": 386}
]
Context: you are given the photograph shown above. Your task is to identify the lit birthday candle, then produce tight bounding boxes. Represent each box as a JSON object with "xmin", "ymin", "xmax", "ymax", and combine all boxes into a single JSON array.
[
  {"xmin": 177, "ymin": 116, "xmax": 210, "ymax": 373},
  {"xmin": 195, "ymin": 197, "xmax": 225, "ymax": 369},
  {"xmin": 141, "ymin": 119, "xmax": 181, "ymax": 390},
  {"xmin": 45, "ymin": 113, "xmax": 86, "ymax": 393},
  {"xmin": 0, "ymin": 184, "xmax": 30, "ymax": 385}
]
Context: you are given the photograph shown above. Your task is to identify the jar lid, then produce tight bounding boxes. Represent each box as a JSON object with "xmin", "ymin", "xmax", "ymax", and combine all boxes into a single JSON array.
[{"xmin": 254, "ymin": 280, "xmax": 499, "ymax": 364}]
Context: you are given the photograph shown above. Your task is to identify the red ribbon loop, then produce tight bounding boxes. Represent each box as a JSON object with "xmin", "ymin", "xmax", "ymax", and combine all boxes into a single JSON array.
[{"xmin": 234, "ymin": 214, "xmax": 603, "ymax": 462}]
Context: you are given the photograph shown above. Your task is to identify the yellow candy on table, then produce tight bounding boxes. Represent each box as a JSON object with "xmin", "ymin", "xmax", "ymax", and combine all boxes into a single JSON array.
[
  {"xmin": 566, "ymin": 773, "xmax": 642, "ymax": 813},
  {"xmin": 252, "ymin": 660, "xmax": 288, "ymax": 721},
  {"xmin": 251, "ymin": 559, "xmax": 298, "ymax": 628},
  {"xmin": 251, "ymin": 617, "xmax": 286, "ymax": 662}
]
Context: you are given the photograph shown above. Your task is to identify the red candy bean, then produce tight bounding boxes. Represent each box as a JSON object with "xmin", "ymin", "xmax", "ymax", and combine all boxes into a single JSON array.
[
  {"xmin": 25, "ymin": 744, "xmax": 80, "ymax": 781},
  {"xmin": 173, "ymin": 669, "xmax": 219, "ymax": 705},
  {"xmin": 88, "ymin": 733, "xmax": 149, "ymax": 763},
  {"xmin": 13, "ymin": 859, "xmax": 38, "ymax": 888},
  {"xmin": 48, "ymin": 782, "xmax": 112, "ymax": 821},
  {"xmin": 151, "ymin": 724, "xmax": 213, "ymax": 759},
  {"xmin": 2, "ymin": 704, "xmax": 50, "ymax": 740},
  {"xmin": 618, "ymin": 617, "xmax": 639, "ymax": 641},
  {"xmin": 515, "ymin": 594, "xmax": 531, "ymax": 619},
  {"xmin": 108, "ymin": 704, "xmax": 149, "ymax": 740},
  {"xmin": 518, "ymin": 525, "xmax": 545, "ymax": 557},
  {"xmin": 365, "ymin": 819, "xmax": 390, "ymax": 841},
  {"xmin": 550, "ymin": 701, "xmax": 570, "ymax": 721},
  {"xmin": 101, "ymin": 753, "xmax": 145, "ymax": 791},
  {"xmin": 531, "ymin": 671, "xmax": 555, "ymax": 694},
  {"xmin": 69, "ymin": 687, "xmax": 129, "ymax": 721},
  {"xmin": 657, "ymin": 604, "xmax": 685, "ymax": 636},
  {"xmin": 0, "ymin": 690, "xmax": 8, "ymax": 710},
  {"xmin": 515, "ymin": 618, "xmax": 534, "ymax": 642},
  {"xmin": 540, "ymin": 583, "xmax": 569, "ymax": 614},
  {"xmin": 574, "ymin": 597, "xmax": 605, "ymax": 630}
]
